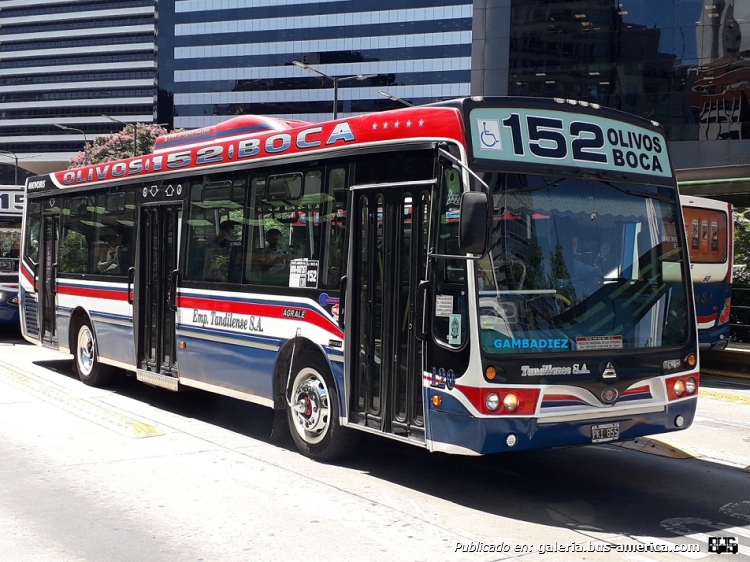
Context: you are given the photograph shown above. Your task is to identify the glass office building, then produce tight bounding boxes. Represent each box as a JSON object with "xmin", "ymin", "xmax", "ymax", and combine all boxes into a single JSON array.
[
  {"xmin": 161, "ymin": 0, "xmax": 473, "ymax": 128},
  {"xmin": 3, "ymin": 0, "xmax": 750, "ymax": 198},
  {"xmin": 0, "ymin": 0, "xmax": 158, "ymax": 175},
  {"xmin": 472, "ymin": 0, "xmax": 750, "ymax": 203}
]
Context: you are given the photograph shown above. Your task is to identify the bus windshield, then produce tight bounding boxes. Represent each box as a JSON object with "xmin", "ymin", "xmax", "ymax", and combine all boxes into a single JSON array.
[{"xmin": 477, "ymin": 173, "xmax": 689, "ymax": 354}]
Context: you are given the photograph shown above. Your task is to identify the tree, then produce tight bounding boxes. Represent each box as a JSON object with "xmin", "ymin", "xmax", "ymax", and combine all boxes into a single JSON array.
[
  {"xmin": 734, "ymin": 209, "xmax": 750, "ymax": 286},
  {"xmin": 66, "ymin": 123, "xmax": 177, "ymax": 168}
]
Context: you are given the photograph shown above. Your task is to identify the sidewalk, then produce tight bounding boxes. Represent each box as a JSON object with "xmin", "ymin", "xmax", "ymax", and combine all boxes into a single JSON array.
[{"xmin": 702, "ymin": 342, "xmax": 750, "ymax": 379}]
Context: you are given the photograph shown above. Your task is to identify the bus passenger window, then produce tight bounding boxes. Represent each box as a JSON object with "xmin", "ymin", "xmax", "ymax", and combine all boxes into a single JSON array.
[
  {"xmin": 186, "ymin": 175, "xmax": 246, "ymax": 283},
  {"xmin": 203, "ymin": 220, "xmax": 240, "ymax": 281},
  {"xmin": 97, "ymin": 232, "xmax": 121, "ymax": 273}
]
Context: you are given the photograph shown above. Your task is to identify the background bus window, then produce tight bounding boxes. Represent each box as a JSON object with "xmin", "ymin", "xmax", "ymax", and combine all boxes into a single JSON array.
[
  {"xmin": 0, "ymin": 219, "xmax": 21, "ymax": 266},
  {"xmin": 683, "ymin": 206, "xmax": 728, "ymax": 264}
]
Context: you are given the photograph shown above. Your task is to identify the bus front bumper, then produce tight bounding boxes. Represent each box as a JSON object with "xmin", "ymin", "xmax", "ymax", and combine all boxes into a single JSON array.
[{"xmin": 427, "ymin": 397, "xmax": 697, "ymax": 455}]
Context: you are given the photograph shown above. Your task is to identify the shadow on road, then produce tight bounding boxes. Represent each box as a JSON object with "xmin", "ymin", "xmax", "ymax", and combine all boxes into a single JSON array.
[{"xmin": 27, "ymin": 354, "xmax": 750, "ymax": 547}]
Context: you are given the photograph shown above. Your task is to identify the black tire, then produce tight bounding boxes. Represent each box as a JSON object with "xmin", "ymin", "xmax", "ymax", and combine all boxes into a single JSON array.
[
  {"xmin": 286, "ymin": 352, "xmax": 352, "ymax": 461},
  {"xmin": 73, "ymin": 320, "xmax": 114, "ymax": 387}
]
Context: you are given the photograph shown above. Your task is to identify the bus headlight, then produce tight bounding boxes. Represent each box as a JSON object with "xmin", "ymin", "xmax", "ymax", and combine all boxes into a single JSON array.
[
  {"xmin": 502, "ymin": 393, "xmax": 519, "ymax": 412},
  {"xmin": 673, "ymin": 379, "xmax": 685, "ymax": 397},
  {"xmin": 485, "ymin": 393, "xmax": 500, "ymax": 411},
  {"xmin": 685, "ymin": 377, "xmax": 697, "ymax": 394}
]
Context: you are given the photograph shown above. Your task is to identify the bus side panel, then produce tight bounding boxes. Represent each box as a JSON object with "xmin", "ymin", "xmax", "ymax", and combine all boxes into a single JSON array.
[
  {"xmin": 176, "ymin": 333, "xmax": 276, "ymax": 402},
  {"xmin": 89, "ymin": 317, "xmax": 136, "ymax": 366},
  {"xmin": 694, "ymin": 282, "xmax": 732, "ymax": 349},
  {"xmin": 56, "ymin": 281, "xmax": 135, "ymax": 365}
]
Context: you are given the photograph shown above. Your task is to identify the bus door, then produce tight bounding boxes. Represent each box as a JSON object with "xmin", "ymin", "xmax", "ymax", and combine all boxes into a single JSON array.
[
  {"xmin": 39, "ymin": 212, "xmax": 60, "ymax": 345},
  {"xmin": 346, "ymin": 182, "xmax": 433, "ymax": 442},
  {"xmin": 134, "ymin": 204, "xmax": 181, "ymax": 379}
]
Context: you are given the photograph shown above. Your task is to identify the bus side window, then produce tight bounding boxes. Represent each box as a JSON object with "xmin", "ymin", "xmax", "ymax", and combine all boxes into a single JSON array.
[
  {"xmin": 433, "ymin": 167, "xmax": 468, "ymax": 349},
  {"xmin": 187, "ymin": 176, "xmax": 245, "ymax": 283},
  {"xmin": 322, "ymin": 167, "xmax": 347, "ymax": 289}
]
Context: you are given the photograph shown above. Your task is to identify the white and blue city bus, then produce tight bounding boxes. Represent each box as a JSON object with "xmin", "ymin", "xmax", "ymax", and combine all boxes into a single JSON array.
[
  {"xmin": 680, "ymin": 194, "xmax": 733, "ymax": 350},
  {"xmin": 0, "ymin": 185, "xmax": 23, "ymax": 326},
  {"xmin": 19, "ymin": 98, "xmax": 699, "ymax": 459}
]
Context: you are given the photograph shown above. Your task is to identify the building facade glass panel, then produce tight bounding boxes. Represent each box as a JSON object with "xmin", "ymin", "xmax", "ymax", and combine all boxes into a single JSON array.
[
  {"xmin": 161, "ymin": 0, "xmax": 473, "ymax": 127},
  {"xmin": 0, "ymin": 0, "xmax": 157, "ymax": 173},
  {"xmin": 497, "ymin": 0, "xmax": 750, "ymax": 154}
]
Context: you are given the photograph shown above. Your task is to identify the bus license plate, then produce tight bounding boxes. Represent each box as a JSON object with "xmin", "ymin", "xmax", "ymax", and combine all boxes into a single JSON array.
[{"xmin": 591, "ymin": 422, "xmax": 619, "ymax": 443}]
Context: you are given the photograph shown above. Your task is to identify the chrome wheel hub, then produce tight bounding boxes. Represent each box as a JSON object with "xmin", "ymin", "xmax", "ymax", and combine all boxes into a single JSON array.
[
  {"xmin": 291, "ymin": 370, "xmax": 330, "ymax": 444},
  {"xmin": 77, "ymin": 326, "xmax": 95, "ymax": 377}
]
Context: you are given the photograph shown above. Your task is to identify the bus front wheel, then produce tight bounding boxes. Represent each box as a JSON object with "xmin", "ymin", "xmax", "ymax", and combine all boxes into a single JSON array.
[
  {"xmin": 286, "ymin": 353, "xmax": 351, "ymax": 461},
  {"xmin": 74, "ymin": 320, "xmax": 114, "ymax": 387}
]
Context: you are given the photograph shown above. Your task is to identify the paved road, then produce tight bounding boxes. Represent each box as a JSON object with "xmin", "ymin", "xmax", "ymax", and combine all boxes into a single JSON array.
[{"xmin": 1, "ymin": 324, "xmax": 749, "ymax": 561}]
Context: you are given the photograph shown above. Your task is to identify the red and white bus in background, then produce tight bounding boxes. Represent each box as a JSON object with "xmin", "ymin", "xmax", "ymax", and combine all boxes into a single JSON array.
[
  {"xmin": 680, "ymin": 194, "xmax": 733, "ymax": 350},
  {"xmin": 0, "ymin": 185, "xmax": 22, "ymax": 325},
  {"xmin": 19, "ymin": 97, "xmax": 699, "ymax": 460}
]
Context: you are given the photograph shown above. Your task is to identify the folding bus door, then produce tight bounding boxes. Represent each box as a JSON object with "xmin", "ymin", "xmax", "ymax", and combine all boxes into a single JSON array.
[
  {"xmin": 39, "ymin": 212, "xmax": 60, "ymax": 346},
  {"xmin": 134, "ymin": 204, "xmax": 181, "ymax": 382},
  {"xmin": 346, "ymin": 182, "xmax": 433, "ymax": 443}
]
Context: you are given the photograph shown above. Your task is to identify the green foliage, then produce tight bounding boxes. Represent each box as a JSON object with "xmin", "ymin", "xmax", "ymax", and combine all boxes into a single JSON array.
[
  {"xmin": 734, "ymin": 210, "xmax": 750, "ymax": 286},
  {"xmin": 66, "ymin": 124, "xmax": 180, "ymax": 168},
  {"xmin": 60, "ymin": 231, "xmax": 87, "ymax": 273}
]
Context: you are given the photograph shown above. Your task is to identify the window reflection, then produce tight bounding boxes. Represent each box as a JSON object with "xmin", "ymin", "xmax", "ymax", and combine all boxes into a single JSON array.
[{"xmin": 508, "ymin": 0, "xmax": 750, "ymax": 142}]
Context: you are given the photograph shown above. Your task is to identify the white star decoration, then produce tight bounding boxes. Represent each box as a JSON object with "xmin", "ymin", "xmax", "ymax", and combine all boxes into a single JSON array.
[{"xmin": 372, "ymin": 119, "xmax": 423, "ymax": 129}]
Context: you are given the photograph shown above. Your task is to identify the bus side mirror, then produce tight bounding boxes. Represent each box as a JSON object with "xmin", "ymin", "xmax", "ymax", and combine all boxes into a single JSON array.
[{"xmin": 458, "ymin": 192, "xmax": 490, "ymax": 255}]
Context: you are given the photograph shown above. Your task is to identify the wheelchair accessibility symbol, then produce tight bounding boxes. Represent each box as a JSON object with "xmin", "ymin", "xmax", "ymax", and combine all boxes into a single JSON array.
[{"xmin": 477, "ymin": 119, "xmax": 502, "ymax": 150}]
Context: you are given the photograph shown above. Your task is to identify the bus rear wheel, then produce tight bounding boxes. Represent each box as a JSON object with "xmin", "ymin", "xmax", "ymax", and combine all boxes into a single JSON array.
[
  {"xmin": 286, "ymin": 353, "xmax": 351, "ymax": 461},
  {"xmin": 74, "ymin": 320, "xmax": 114, "ymax": 387}
]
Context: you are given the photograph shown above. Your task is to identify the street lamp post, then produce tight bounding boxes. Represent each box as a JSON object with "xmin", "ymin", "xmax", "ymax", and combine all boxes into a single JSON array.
[
  {"xmin": 378, "ymin": 90, "xmax": 414, "ymax": 108},
  {"xmin": 292, "ymin": 61, "xmax": 376, "ymax": 119},
  {"xmin": 0, "ymin": 149, "xmax": 19, "ymax": 185},
  {"xmin": 54, "ymin": 124, "xmax": 89, "ymax": 165},
  {"xmin": 103, "ymin": 115, "xmax": 138, "ymax": 158}
]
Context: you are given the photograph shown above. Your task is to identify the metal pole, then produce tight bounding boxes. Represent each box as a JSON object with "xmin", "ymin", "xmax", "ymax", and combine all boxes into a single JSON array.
[
  {"xmin": 133, "ymin": 123, "xmax": 138, "ymax": 157},
  {"xmin": 0, "ymin": 150, "xmax": 19, "ymax": 185},
  {"xmin": 333, "ymin": 77, "xmax": 339, "ymax": 120}
]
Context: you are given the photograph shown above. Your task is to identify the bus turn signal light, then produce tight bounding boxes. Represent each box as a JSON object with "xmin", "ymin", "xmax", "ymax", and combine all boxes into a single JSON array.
[{"xmin": 719, "ymin": 299, "xmax": 731, "ymax": 324}]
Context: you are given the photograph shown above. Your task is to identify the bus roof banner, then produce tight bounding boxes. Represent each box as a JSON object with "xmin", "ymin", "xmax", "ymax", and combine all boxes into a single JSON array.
[{"xmin": 468, "ymin": 107, "xmax": 672, "ymax": 178}]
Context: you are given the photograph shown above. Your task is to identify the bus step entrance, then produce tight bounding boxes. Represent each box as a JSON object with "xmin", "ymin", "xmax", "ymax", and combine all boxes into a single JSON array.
[{"xmin": 136, "ymin": 369, "xmax": 179, "ymax": 392}]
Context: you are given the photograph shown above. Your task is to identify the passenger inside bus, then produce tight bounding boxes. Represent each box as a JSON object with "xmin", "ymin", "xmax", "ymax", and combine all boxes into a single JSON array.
[
  {"xmin": 97, "ymin": 232, "xmax": 121, "ymax": 273},
  {"xmin": 259, "ymin": 228, "xmax": 290, "ymax": 273},
  {"xmin": 203, "ymin": 220, "xmax": 238, "ymax": 281}
]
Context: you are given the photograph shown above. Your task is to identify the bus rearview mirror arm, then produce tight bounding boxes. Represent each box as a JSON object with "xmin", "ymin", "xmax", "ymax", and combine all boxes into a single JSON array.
[{"xmin": 437, "ymin": 148, "xmax": 489, "ymax": 192}]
